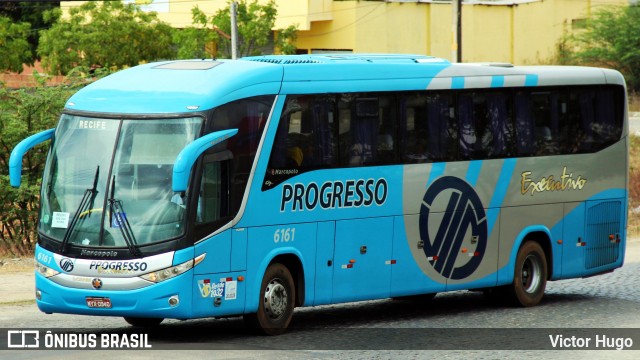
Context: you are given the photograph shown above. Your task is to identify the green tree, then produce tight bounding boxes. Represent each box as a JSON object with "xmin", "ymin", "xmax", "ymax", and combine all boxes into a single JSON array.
[
  {"xmin": 0, "ymin": 71, "xmax": 90, "ymax": 256},
  {"xmin": 173, "ymin": 6, "xmax": 216, "ymax": 59},
  {"xmin": 177, "ymin": 0, "xmax": 297, "ymax": 59},
  {"xmin": 0, "ymin": 15, "xmax": 32, "ymax": 73},
  {"xmin": 0, "ymin": 1, "xmax": 60, "ymax": 64},
  {"xmin": 37, "ymin": 1, "xmax": 176, "ymax": 75},
  {"xmin": 564, "ymin": 5, "xmax": 640, "ymax": 91}
]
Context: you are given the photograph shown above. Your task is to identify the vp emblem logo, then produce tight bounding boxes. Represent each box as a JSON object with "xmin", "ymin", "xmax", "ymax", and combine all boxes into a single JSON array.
[
  {"xmin": 59, "ymin": 258, "xmax": 74, "ymax": 272},
  {"xmin": 419, "ymin": 176, "xmax": 487, "ymax": 280}
]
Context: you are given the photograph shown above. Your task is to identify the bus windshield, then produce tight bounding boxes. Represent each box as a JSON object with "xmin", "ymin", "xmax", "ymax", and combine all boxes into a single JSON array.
[{"xmin": 39, "ymin": 114, "xmax": 202, "ymax": 248}]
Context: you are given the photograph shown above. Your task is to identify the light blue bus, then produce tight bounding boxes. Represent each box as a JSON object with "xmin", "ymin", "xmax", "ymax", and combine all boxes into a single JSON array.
[{"xmin": 10, "ymin": 54, "xmax": 628, "ymax": 334}]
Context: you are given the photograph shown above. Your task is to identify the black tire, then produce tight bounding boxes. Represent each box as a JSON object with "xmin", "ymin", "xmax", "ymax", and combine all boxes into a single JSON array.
[
  {"xmin": 243, "ymin": 263, "xmax": 295, "ymax": 335},
  {"xmin": 508, "ymin": 241, "xmax": 548, "ymax": 307},
  {"xmin": 123, "ymin": 317, "xmax": 164, "ymax": 327}
]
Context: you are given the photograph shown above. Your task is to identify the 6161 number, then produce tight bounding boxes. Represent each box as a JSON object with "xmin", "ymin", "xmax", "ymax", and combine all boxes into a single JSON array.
[{"xmin": 274, "ymin": 228, "xmax": 296, "ymax": 243}]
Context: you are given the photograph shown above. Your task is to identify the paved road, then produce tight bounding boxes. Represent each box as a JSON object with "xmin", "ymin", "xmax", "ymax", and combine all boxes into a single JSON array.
[{"xmin": 2, "ymin": 242, "xmax": 640, "ymax": 359}]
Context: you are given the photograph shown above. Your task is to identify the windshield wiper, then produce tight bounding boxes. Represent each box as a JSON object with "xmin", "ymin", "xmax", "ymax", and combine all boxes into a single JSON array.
[
  {"xmin": 60, "ymin": 166, "xmax": 99, "ymax": 254},
  {"xmin": 108, "ymin": 175, "xmax": 141, "ymax": 257}
]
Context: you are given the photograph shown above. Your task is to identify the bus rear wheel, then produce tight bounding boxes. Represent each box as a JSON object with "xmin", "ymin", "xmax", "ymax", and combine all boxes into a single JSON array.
[
  {"xmin": 123, "ymin": 317, "xmax": 163, "ymax": 327},
  {"xmin": 508, "ymin": 241, "xmax": 547, "ymax": 307},
  {"xmin": 244, "ymin": 263, "xmax": 295, "ymax": 335}
]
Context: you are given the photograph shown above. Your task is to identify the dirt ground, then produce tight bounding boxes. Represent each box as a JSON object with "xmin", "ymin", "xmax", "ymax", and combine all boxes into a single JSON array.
[{"xmin": 0, "ymin": 257, "xmax": 34, "ymax": 273}]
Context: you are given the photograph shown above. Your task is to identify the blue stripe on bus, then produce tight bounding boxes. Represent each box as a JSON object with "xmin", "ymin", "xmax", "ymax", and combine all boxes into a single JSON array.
[
  {"xmin": 525, "ymin": 74, "xmax": 538, "ymax": 87},
  {"xmin": 487, "ymin": 158, "xmax": 517, "ymax": 235},
  {"xmin": 452, "ymin": 77, "xmax": 465, "ymax": 89},
  {"xmin": 465, "ymin": 160, "xmax": 483, "ymax": 187},
  {"xmin": 491, "ymin": 75, "xmax": 505, "ymax": 88},
  {"xmin": 426, "ymin": 162, "xmax": 446, "ymax": 187}
]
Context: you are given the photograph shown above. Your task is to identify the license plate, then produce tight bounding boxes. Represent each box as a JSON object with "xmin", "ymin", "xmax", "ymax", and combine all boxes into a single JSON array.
[{"xmin": 86, "ymin": 297, "xmax": 112, "ymax": 308}]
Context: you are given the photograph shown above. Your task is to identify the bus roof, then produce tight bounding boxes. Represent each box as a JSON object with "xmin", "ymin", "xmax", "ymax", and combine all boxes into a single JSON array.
[{"xmin": 66, "ymin": 54, "xmax": 625, "ymax": 115}]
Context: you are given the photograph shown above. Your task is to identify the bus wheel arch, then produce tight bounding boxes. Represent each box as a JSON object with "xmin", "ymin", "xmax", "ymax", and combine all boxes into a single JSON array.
[
  {"xmin": 244, "ymin": 262, "xmax": 295, "ymax": 335},
  {"xmin": 269, "ymin": 253, "xmax": 305, "ymax": 307},
  {"xmin": 520, "ymin": 231, "xmax": 553, "ymax": 281},
  {"xmin": 244, "ymin": 253, "xmax": 304, "ymax": 335},
  {"xmin": 486, "ymin": 230, "xmax": 553, "ymax": 306}
]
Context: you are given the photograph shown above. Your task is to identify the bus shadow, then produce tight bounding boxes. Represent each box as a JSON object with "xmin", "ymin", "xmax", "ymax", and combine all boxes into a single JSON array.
[{"xmin": 89, "ymin": 290, "xmax": 600, "ymax": 349}]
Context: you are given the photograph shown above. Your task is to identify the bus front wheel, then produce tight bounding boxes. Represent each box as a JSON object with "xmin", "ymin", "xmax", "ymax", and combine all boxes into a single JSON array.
[
  {"xmin": 509, "ymin": 241, "xmax": 547, "ymax": 307},
  {"xmin": 244, "ymin": 263, "xmax": 295, "ymax": 335}
]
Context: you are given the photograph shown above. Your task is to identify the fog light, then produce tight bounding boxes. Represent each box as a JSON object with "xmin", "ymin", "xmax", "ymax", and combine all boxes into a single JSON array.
[
  {"xmin": 168, "ymin": 295, "xmax": 179, "ymax": 307},
  {"xmin": 36, "ymin": 290, "xmax": 42, "ymax": 300}
]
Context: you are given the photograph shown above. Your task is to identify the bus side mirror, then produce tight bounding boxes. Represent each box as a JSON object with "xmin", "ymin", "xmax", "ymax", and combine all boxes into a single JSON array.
[
  {"xmin": 172, "ymin": 128, "xmax": 238, "ymax": 192},
  {"xmin": 9, "ymin": 128, "xmax": 55, "ymax": 187}
]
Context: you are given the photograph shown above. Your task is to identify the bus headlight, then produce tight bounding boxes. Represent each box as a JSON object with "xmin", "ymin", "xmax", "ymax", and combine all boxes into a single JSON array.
[
  {"xmin": 36, "ymin": 262, "xmax": 59, "ymax": 278},
  {"xmin": 140, "ymin": 253, "xmax": 205, "ymax": 283}
]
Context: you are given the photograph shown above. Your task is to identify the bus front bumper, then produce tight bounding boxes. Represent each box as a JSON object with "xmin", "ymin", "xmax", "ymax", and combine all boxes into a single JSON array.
[{"xmin": 35, "ymin": 271, "xmax": 194, "ymax": 319}]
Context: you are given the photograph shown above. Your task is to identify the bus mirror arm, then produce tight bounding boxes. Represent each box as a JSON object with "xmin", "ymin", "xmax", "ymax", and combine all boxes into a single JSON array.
[
  {"xmin": 9, "ymin": 128, "xmax": 55, "ymax": 187},
  {"xmin": 172, "ymin": 128, "xmax": 238, "ymax": 192}
]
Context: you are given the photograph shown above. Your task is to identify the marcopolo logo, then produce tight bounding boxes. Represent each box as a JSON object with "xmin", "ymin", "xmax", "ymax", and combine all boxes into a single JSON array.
[
  {"xmin": 59, "ymin": 258, "xmax": 75, "ymax": 272},
  {"xmin": 419, "ymin": 176, "xmax": 487, "ymax": 280}
]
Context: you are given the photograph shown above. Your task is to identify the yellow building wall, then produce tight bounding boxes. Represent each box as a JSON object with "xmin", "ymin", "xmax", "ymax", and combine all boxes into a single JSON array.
[
  {"xmin": 274, "ymin": 0, "xmax": 333, "ymax": 31},
  {"xmin": 427, "ymin": 4, "xmax": 453, "ymax": 61},
  {"xmin": 296, "ymin": 1, "xmax": 358, "ymax": 51},
  {"xmin": 162, "ymin": 0, "xmax": 225, "ymax": 28},
  {"xmin": 61, "ymin": 1, "xmax": 328, "ymax": 29},
  {"xmin": 295, "ymin": 0, "xmax": 629, "ymax": 64},
  {"xmin": 61, "ymin": 0, "xmax": 630, "ymax": 64},
  {"xmin": 461, "ymin": 5, "xmax": 513, "ymax": 63}
]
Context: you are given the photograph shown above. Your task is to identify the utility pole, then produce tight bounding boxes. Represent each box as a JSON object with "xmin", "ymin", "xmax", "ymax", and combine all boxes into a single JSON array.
[
  {"xmin": 230, "ymin": 1, "xmax": 238, "ymax": 59},
  {"xmin": 451, "ymin": 0, "xmax": 462, "ymax": 63},
  {"xmin": 457, "ymin": 0, "xmax": 462, "ymax": 62}
]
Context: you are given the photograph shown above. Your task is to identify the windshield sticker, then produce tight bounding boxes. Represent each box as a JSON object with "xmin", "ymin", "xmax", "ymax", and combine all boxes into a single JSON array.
[
  {"xmin": 111, "ymin": 213, "xmax": 127, "ymax": 228},
  {"xmin": 51, "ymin": 212, "xmax": 70, "ymax": 228}
]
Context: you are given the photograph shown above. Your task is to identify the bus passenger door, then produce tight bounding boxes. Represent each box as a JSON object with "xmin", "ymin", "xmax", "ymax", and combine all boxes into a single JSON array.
[{"xmin": 332, "ymin": 217, "xmax": 393, "ymax": 303}]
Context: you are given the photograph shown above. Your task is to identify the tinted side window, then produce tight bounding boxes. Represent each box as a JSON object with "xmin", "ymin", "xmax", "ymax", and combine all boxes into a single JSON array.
[
  {"xmin": 458, "ymin": 91, "xmax": 514, "ymax": 160},
  {"xmin": 264, "ymin": 95, "xmax": 338, "ymax": 189},
  {"xmin": 201, "ymin": 95, "xmax": 274, "ymax": 221},
  {"xmin": 513, "ymin": 86, "xmax": 623, "ymax": 157},
  {"xmin": 567, "ymin": 87, "xmax": 624, "ymax": 154},
  {"xmin": 515, "ymin": 90, "xmax": 566, "ymax": 156},
  {"xmin": 262, "ymin": 85, "xmax": 624, "ymax": 191},
  {"xmin": 338, "ymin": 94, "xmax": 396, "ymax": 167},
  {"xmin": 399, "ymin": 93, "xmax": 456, "ymax": 163}
]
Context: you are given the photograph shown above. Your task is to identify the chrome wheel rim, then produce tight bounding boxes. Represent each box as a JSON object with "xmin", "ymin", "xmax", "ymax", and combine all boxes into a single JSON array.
[
  {"xmin": 522, "ymin": 254, "xmax": 542, "ymax": 294},
  {"xmin": 263, "ymin": 279, "xmax": 288, "ymax": 319}
]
